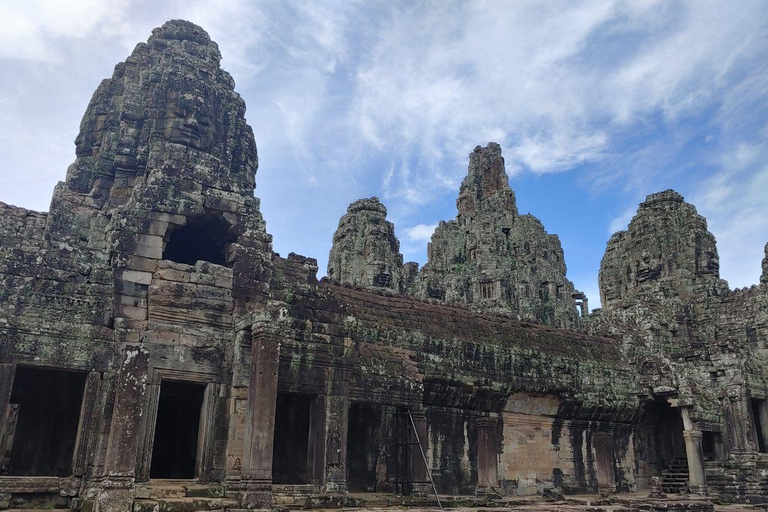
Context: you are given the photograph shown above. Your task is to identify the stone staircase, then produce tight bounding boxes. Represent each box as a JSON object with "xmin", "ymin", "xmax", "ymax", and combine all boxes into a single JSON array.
[
  {"xmin": 133, "ymin": 481, "xmax": 239, "ymax": 512},
  {"xmin": 662, "ymin": 457, "xmax": 690, "ymax": 494}
]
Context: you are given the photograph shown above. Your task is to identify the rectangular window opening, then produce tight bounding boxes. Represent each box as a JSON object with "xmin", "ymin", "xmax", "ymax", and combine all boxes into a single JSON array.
[
  {"xmin": 701, "ymin": 431, "xmax": 718, "ymax": 460},
  {"xmin": 347, "ymin": 403, "xmax": 385, "ymax": 492}
]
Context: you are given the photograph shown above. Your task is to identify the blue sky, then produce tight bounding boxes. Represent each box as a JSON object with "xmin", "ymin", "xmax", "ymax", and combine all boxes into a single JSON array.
[{"xmin": 1, "ymin": 1, "xmax": 766, "ymax": 308}]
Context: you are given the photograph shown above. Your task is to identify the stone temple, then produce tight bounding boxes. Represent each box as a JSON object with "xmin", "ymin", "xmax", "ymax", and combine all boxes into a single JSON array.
[{"xmin": 1, "ymin": 20, "xmax": 767, "ymax": 512}]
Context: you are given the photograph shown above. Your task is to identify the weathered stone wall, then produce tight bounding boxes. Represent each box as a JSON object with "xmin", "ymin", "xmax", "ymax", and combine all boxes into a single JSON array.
[{"xmin": 264, "ymin": 268, "xmax": 640, "ymax": 496}]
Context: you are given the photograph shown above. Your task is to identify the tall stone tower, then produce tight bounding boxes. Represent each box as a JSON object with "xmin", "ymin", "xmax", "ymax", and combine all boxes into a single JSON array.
[
  {"xmin": 327, "ymin": 197, "xmax": 409, "ymax": 292},
  {"xmin": 598, "ymin": 190, "xmax": 727, "ymax": 310},
  {"xmin": 417, "ymin": 143, "xmax": 580, "ymax": 328}
]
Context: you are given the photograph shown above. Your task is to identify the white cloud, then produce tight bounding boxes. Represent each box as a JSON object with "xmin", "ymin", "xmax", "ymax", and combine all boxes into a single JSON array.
[
  {"xmin": 607, "ymin": 206, "xmax": 637, "ymax": 235},
  {"xmin": 0, "ymin": 1, "xmax": 764, "ymax": 295},
  {"xmin": 351, "ymin": 1, "xmax": 767, "ymax": 201},
  {"xmin": 691, "ymin": 141, "xmax": 768, "ymax": 288},
  {"xmin": 0, "ymin": 0, "xmax": 132, "ymax": 61},
  {"xmin": 403, "ymin": 223, "xmax": 438, "ymax": 243}
]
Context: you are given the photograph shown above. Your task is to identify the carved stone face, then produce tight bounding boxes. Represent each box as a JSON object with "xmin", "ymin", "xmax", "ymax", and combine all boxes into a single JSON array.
[
  {"xmin": 367, "ymin": 262, "xmax": 392, "ymax": 288},
  {"xmin": 602, "ymin": 279, "xmax": 620, "ymax": 301},
  {"xmin": 636, "ymin": 250, "xmax": 662, "ymax": 283},
  {"xmin": 696, "ymin": 248, "xmax": 720, "ymax": 276},
  {"xmin": 158, "ymin": 91, "xmax": 216, "ymax": 151}
]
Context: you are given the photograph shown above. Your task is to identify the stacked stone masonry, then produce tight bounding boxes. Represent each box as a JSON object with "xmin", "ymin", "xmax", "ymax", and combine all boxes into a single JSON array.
[{"xmin": 1, "ymin": 20, "xmax": 767, "ymax": 512}]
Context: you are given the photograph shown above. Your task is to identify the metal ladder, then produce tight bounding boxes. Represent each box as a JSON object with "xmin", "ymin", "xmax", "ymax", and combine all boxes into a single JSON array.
[{"xmin": 392, "ymin": 407, "xmax": 442, "ymax": 510}]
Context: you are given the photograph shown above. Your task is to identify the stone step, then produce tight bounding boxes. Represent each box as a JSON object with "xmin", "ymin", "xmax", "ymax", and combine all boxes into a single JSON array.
[
  {"xmin": 134, "ymin": 484, "xmax": 226, "ymax": 500},
  {"xmin": 4, "ymin": 510, "xmax": 71, "ymax": 512},
  {"xmin": 133, "ymin": 497, "xmax": 239, "ymax": 512}
]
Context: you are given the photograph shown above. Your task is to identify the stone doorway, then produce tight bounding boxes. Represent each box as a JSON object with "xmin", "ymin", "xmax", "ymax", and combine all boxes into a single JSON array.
[
  {"xmin": 149, "ymin": 380, "xmax": 205, "ymax": 479},
  {"xmin": 4, "ymin": 367, "xmax": 86, "ymax": 476},
  {"xmin": 272, "ymin": 393, "xmax": 313, "ymax": 484},
  {"xmin": 347, "ymin": 403, "xmax": 400, "ymax": 492},
  {"xmin": 751, "ymin": 399, "xmax": 767, "ymax": 453}
]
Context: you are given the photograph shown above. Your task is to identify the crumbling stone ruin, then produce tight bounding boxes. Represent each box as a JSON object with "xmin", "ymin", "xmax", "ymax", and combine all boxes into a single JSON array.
[
  {"xmin": 1, "ymin": 20, "xmax": 767, "ymax": 512},
  {"xmin": 327, "ymin": 197, "xmax": 413, "ymax": 293},
  {"xmin": 330, "ymin": 143, "xmax": 582, "ymax": 328}
]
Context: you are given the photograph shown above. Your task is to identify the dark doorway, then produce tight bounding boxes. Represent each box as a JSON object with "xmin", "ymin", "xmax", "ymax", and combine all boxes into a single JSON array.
[
  {"xmin": 7, "ymin": 367, "xmax": 86, "ymax": 476},
  {"xmin": 162, "ymin": 214, "xmax": 236, "ymax": 266},
  {"xmin": 702, "ymin": 431, "xmax": 718, "ymax": 460},
  {"xmin": 150, "ymin": 380, "xmax": 205, "ymax": 479},
  {"xmin": 347, "ymin": 403, "xmax": 392, "ymax": 492},
  {"xmin": 751, "ymin": 399, "xmax": 766, "ymax": 453},
  {"xmin": 653, "ymin": 403, "xmax": 685, "ymax": 462},
  {"xmin": 272, "ymin": 393, "xmax": 313, "ymax": 484}
]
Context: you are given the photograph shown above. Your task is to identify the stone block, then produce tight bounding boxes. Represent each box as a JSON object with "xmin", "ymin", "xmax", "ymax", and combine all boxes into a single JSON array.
[{"xmin": 122, "ymin": 270, "xmax": 153, "ymax": 285}]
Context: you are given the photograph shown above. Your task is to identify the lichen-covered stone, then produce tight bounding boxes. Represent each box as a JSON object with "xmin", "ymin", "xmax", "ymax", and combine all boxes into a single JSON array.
[
  {"xmin": 598, "ymin": 189, "xmax": 728, "ymax": 309},
  {"xmin": 591, "ymin": 190, "xmax": 768, "ymax": 499},
  {"xmin": 327, "ymin": 197, "xmax": 410, "ymax": 292},
  {"xmin": 417, "ymin": 143, "xmax": 579, "ymax": 328}
]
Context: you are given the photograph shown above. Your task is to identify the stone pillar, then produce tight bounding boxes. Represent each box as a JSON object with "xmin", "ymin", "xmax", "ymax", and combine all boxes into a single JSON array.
[
  {"xmin": 72, "ymin": 372, "xmax": 102, "ymax": 477},
  {"xmin": 323, "ymin": 395, "xmax": 349, "ymax": 492},
  {"xmin": 309, "ymin": 394, "xmax": 328, "ymax": 485},
  {"xmin": 409, "ymin": 409, "xmax": 430, "ymax": 495},
  {"xmin": 593, "ymin": 432, "xmax": 617, "ymax": 494},
  {"xmin": 680, "ymin": 407, "xmax": 707, "ymax": 495},
  {"xmin": 241, "ymin": 320, "xmax": 280, "ymax": 508},
  {"xmin": 476, "ymin": 416, "xmax": 499, "ymax": 494},
  {"xmin": 0, "ymin": 364, "xmax": 15, "ymax": 464},
  {"xmin": 97, "ymin": 346, "xmax": 149, "ymax": 512},
  {"xmin": 726, "ymin": 395, "xmax": 753, "ymax": 453}
]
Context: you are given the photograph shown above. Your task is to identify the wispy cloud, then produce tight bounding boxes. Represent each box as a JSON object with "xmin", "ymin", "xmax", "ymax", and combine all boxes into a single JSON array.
[
  {"xmin": 403, "ymin": 223, "xmax": 438, "ymax": 243},
  {"xmin": 691, "ymin": 140, "xmax": 768, "ymax": 288},
  {"xmin": 0, "ymin": 0, "xmax": 132, "ymax": 61},
  {"xmin": 0, "ymin": 1, "xmax": 765, "ymax": 290}
]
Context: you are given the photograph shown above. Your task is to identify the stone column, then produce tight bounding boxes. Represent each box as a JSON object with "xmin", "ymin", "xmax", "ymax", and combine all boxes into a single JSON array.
[
  {"xmin": 323, "ymin": 395, "xmax": 349, "ymax": 492},
  {"xmin": 97, "ymin": 346, "xmax": 149, "ymax": 512},
  {"xmin": 241, "ymin": 320, "xmax": 280, "ymax": 508},
  {"xmin": 680, "ymin": 407, "xmax": 707, "ymax": 495},
  {"xmin": 309, "ymin": 394, "xmax": 328, "ymax": 485},
  {"xmin": 593, "ymin": 432, "xmax": 617, "ymax": 493},
  {"xmin": 72, "ymin": 372, "xmax": 102, "ymax": 477},
  {"xmin": 409, "ymin": 409, "xmax": 430, "ymax": 496},
  {"xmin": 476, "ymin": 416, "xmax": 499, "ymax": 494},
  {"xmin": 726, "ymin": 395, "xmax": 753, "ymax": 453},
  {"xmin": 0, "ymin": 364, "xmax": 15, "ymax": 465}
]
